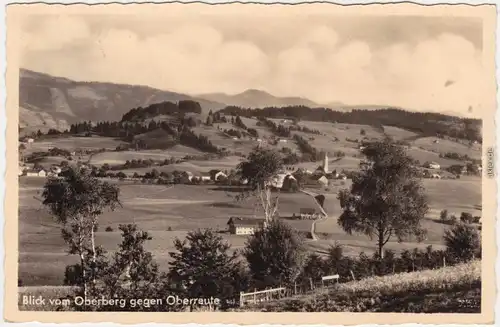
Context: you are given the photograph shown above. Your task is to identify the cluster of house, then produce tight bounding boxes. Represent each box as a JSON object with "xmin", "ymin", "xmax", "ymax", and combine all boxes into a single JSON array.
[
  {"xmin": 421, "ymin": 161, "xmax": 482, "ymax": 179},
  {"xmin": 296, "ymin": 208, "xmax": 323, "ymax": 220},
  {"xmin": 269, "ymin": 153, "xmax": 347, "ymax": 189},
  {"xmin": 18, "ymin": 165, "xmax": 62, "ymax": 178},
  {"xmin": 184, "ymin": 169, "xmax": 228, "ymax": 183}
]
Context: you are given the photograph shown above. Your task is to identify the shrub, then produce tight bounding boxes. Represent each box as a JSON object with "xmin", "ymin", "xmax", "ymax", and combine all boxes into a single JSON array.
[
  {"xmin": 105, "ymin": 226, "xmax": 113, "ymax": 232},
  {"xmin": 440, "ymin": 209, "xmax": 448, "ymax": 221},
  {"xmin": 244, "ymin": 220, "xmax": 305, "ymax": 288},
  {"xmin": 448, "ymin": 215, "xmax": 458, "ymax": 224},
  {"xmin": 167, "ymin": 226, "xmax": 172, "ymax": 231},
  {"xmin": 460, "ymin": 212, "xmax": 474, "ymax": 224},
  {"xmin": 444, "ymin": 223, "xmax": 481, "ymax": 262},
  {"xmin": 63, "ymin": 264, "xmax": 83, "ymax": 286},
  {"xmin": 473, "ymin": 216, "xmax": 481, "ymax": 224}
]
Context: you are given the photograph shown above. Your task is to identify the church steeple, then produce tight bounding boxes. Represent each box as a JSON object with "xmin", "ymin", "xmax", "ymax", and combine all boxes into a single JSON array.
[{"xmin": 323, "ymin": 152, "xmax": 329, "ymax": 173}]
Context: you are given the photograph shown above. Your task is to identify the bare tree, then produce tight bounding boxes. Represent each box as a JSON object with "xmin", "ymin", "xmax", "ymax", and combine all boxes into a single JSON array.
[{"xmin": 237, "ymin": 147, "xmax": 283, "ymax": 223}]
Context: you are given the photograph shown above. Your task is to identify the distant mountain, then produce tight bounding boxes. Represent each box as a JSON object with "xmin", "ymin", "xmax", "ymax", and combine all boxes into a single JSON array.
[
  {"xmin": 197, "ymin": 89, "xmax": 328, "ymax": 109},
  {"xmin": 19, "ymin": 69, "xmax": 226, "ymax": 131}
]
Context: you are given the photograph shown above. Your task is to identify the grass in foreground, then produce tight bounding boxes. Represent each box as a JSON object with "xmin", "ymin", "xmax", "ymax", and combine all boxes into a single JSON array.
[{"xmin": 244, "ymin": 260, "xmax": 481, "ymax": 313}]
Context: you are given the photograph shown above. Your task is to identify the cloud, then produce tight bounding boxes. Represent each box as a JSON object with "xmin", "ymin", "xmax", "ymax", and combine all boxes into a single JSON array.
[
  {"xmin": 20, "ymin": 17, "xmax": 485, "ymax": 115},
  {"xmin": 21, "ymin": 16, "xmax": 91, "ymax": 51}
]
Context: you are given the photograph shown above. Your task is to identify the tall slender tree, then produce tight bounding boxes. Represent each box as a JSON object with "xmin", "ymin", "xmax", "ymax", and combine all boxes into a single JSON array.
[{"xmin": 42, "ymin": 167, "xmax": 121, "ymax": 298}]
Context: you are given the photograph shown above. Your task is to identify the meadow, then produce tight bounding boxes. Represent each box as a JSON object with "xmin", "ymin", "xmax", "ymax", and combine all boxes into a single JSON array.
[
  {"xmin": 18, "ymin": 119, "xmax": 482, "ymax": 287},
  {"xmin": 89, "ymin": 146, "xmax": 203, "ymax": 165},
  {"xmin": 23, "ymin": 136, "xmax": 124, "ymax": 154},
  {"xmin": 19, "ymin": 172, "xmax": 481, "ymax": 287}
]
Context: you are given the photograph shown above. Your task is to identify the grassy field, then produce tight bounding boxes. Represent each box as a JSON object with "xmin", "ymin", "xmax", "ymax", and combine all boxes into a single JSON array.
[
  {"xmin": 23, "ymin": 136, "xmax": 124, "ymax": 154},
  {"xmin": 120, "ymin": 155, "xmax": 243, "ymax": 175},
  {"xmin": 19, "ymin": 172, "xmax": 481, "ymax": 287},
  {"xmin": 309, "ymin": 176, "xmax": 480, "ymax": 256},
  {"xmin": 413, "ymin": 137, "xmax": 481, "ymax": 159},
  {"xmin": 382, "ymin": 125, "xmax": 418, "ymax": 140},
  {"xmin": 246, "ymin": 260, "xmax": 481, "ymax": 312},
  {"xmin": 89, "ymin": 146, "xmax": 203, "ymax": 165}
]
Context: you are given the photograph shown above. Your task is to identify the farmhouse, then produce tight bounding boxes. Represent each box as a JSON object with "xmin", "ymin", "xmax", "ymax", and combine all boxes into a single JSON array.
[
  {"xmin": 425, "ymin": 161, "xmax": 441, "ymax": 169},
  {"xmin": 51, "ymin": 166, "xmax": 62, "ymax": 174},
  {"xmin": 271, "ymin": 173, "xmax": 296, "ymax": 189},
  {"xmin": 227, "ymin": 217, "xmax": 264, "ymax": 235},
  {"xmin": 25, "ymin": 169, "xmax": 46, "ymax": 177},
  {"xmin": 315, "ymin": 175, "xmax": 329, "ymax": 186},
  {"xmin": 299, "ymin": 208, "xmax": 320, "ymax": 220},
  {"xmin": 328, "ymin": 170, "xmax": 340, "ymax": 179},
  {"xmin": 210, "ymin": 170, "xmax": 227, "ymax": 182},
  {"xmin": 337, "ymin": 174, "xmax": 347, "ymax": 180},
  {"xmin": 185, "ymin": 171, "xmax": 194, "ymax": 181},
  {"xmin": 200, "ymin": 174, "xmax": 212, "ymax": 182}
]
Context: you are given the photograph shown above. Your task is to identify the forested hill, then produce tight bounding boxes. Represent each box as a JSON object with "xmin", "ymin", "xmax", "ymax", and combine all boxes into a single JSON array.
[
  {"xmin": 65, "ymin": 100, "xmax": 482, "ymax": 146},
  {"xmin": 216, "ymin": 106, "xmax": 482, "ymax": 143}
]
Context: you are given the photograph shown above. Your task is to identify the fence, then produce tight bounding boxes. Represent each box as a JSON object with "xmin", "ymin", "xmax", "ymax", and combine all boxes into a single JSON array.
[
  {"xmin": 239, "ymin": 275, "xmax": 339, "ymax": 307},
  {"xmin": 239, "ymin": 287, "xmax": 287, "ymax": 307}
]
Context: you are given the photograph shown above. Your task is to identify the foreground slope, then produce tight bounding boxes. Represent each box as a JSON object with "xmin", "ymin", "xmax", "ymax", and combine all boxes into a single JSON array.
[{"xmin": 242, "ymin": 261, "xmax": 481, "ymax": 313}]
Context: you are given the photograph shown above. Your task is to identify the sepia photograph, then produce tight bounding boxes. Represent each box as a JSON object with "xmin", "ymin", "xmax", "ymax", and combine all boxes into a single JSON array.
[{"xmin": 3, "ymin": 2, "xmax": 497, "ymax": 325}]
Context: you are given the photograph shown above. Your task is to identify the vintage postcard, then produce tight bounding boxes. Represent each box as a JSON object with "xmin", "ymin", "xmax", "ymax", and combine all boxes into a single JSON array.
[{"xmin": 3, "ymin": 1, "xmax": 497, "ymax": 325}]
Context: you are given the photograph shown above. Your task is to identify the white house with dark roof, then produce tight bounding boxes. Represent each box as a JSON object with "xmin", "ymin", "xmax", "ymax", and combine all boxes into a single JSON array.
[
  {"xmin": 25, "ymin": 168, "xmax": 46, "ymax": 177},
  {"xmin": 227, "ymin": 217, "xmax": 264, "ymax": 235}
]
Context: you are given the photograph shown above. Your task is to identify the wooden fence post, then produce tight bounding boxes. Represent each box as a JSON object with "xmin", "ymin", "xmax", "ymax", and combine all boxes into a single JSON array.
[
  {"xmin": 294, "ymin": 282, "xmax": 297, "ymax": 295},
  {"xmin": 240, "ymin": 291, "xmax": 243, "ymax": 308},
  {"xmin": 443, "ymin": 256, "xmax": 446, "ymax": 268},
  {"xmin": 309, "ymin": 278, "xmax": 314, "ymax": 291}
]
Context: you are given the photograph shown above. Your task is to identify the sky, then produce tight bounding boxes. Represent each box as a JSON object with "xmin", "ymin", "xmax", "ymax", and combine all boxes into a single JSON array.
[{"xmin": 19, "ymin": 9, "xmax": 486, "ymax": 116}]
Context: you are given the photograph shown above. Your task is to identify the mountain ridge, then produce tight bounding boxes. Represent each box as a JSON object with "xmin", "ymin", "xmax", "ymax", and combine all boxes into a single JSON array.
[
  {"xmin": 198, "ymin": 89, "xmax": 340, "ymax": 110},
  {"xmin": 19, "ymin": 68, "xmax": 226, "ymax": 132},
  {"xmin": 19, "ymin": 68, "xmax": 470, "ymax": 133}
]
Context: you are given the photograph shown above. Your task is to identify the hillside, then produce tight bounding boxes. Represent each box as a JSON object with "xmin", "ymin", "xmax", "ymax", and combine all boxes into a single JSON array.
[
  {"xmin": 18, "ymin": 69, "xmax": 226, "ymax": 133},
  {"xmin": 241, "ymin": 261, "xmax": 481, "ymax": 313}
]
